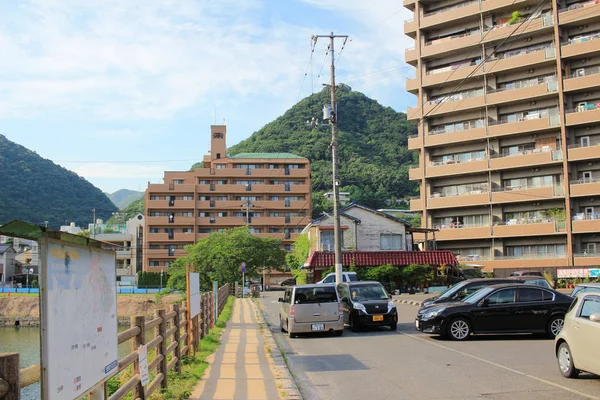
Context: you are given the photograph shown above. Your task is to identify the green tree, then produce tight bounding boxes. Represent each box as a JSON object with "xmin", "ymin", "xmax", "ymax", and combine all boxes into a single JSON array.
[
  {"xmin": 167, "ymin": 227, "xmax": 286, "ymax": 291},
  {"xmin": 286, "ymin": 234, "xmax": 312, "ymax": 285},
  {"xmin": 106, "ymin": 198, "xmax": 144, "ymax": 224}
]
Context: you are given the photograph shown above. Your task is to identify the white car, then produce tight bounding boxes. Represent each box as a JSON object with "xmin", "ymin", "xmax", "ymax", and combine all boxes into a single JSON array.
[
  {"xmin": 317, "ymin": 272, "xmax": 358, "ymax": 284},
  {"xmin": 555, "ymin": 292, "xmax": 600, "ymax": 378}
]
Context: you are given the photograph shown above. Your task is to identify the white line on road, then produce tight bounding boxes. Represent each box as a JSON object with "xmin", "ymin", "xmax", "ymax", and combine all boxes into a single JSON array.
[{"xmin": 397, "ymin": 330, "xmax": 600, "ymax": 400}]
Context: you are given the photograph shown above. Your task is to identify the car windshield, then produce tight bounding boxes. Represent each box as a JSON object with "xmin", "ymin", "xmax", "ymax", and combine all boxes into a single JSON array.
[
  {"xmin": 349, "ymin": 284, "xmax": 389, "ymax": 301},
  {"xmin": 462, "ymin": 269, "xmax": 484, "ymax": 279},
  {"xmin": 438, "ymin": 281, "xmax": 470, "ymax": 299},
  {"xmin": 523, "ymin": 279, "xmax": 551, "ymax": 289},
  {"xmin": 347, "ymin": 274, "xmax": 359, "ymax": 282},
  {"xmin": 294, "ymin": 287, "xmax": 338, "ymax": 304},
  {"xmin": 463, "ymin": 287, "xmax": 495, "ymax": 304}
]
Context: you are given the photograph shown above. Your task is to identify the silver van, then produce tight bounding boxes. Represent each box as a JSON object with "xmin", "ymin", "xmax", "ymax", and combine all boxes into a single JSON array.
[{"xmin": 279, "ymin": 284, "xmax": 344, "ymax": 338}]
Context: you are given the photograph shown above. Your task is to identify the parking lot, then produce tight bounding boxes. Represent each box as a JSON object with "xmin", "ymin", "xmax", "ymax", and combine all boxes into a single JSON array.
[{"xmin": 259, "ymin": 291, "xmax": 600, "ymax": 400}]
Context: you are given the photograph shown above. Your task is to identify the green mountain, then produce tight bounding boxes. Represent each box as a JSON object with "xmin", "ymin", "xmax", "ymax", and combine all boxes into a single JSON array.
[
  {"xmin": 106, "ymin": 197, "xmax": 145, "ymax": 224},
  {"xmin": 105, "ymin": 189, "xmax": 143, "ymax": 209},
  {"xmin": 228, "ymin": 86, "xmax": 418, "ymax": 217},
  {"xmin": 0, "ymin": 135, "xmax": 118, "ymax": 229}
]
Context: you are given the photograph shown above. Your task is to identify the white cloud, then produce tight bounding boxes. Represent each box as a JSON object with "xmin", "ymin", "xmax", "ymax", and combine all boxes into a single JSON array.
[{"xmin": 63, "ymin": 162, "xmax": 168, "ymax": 179}]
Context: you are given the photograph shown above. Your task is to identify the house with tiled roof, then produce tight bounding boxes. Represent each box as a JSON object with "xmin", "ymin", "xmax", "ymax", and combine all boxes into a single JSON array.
[{"xmin": 0, "ymin": 243, "xmax": 17, "ymax": 285}]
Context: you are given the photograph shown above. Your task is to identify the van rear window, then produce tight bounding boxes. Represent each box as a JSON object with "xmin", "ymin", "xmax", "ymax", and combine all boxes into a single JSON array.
[{"xmin": 294, "ymin": 287, "xmax": 338, "ymax": 304}]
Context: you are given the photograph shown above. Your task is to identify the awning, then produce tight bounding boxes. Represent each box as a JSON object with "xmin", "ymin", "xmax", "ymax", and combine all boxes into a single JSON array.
[{"xmin": 304, "ymin": 250, "xmax": 458, "ymax": 269}]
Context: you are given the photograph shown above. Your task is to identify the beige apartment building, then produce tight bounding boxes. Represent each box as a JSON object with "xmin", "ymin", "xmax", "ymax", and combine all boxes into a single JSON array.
[
  {"xmin": 144, "ymin": 125, "xmax": 311, "ymax": 280},
  {"xmin": 404, "ymin": 0, "xmax": 600, "ymax": 273}
]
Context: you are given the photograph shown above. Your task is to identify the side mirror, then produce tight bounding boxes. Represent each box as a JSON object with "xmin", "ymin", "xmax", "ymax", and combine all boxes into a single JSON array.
[
  {"xmin": 479, "ymin": 298, "xmax": 490, "ymax": 307},
  {"xmin": 590, "ymin": 313, "xmax": 600, "ymax": 323},
  {"xmin": 278, "ymin": 298, "xmax": 283, "ymax": 303}
]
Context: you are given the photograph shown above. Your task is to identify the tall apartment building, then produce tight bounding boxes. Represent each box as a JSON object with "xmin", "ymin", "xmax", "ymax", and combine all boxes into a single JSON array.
[
  {"xmin": 144, "ymin": 125, "xmax": 312, "ymax": 280},
  {"xmin": 404, "ymin": 0, "xmax": 600, "ymax": 273}
]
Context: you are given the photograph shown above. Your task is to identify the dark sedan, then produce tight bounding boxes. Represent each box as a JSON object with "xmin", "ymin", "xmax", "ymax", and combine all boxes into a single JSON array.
[
  {"xmin": 416, "ymin": 284, "xmax": 573, "ymax": 340},
  {"xmin": 338, "ymin": 281, "xmax": 398, "ymax": 332}
]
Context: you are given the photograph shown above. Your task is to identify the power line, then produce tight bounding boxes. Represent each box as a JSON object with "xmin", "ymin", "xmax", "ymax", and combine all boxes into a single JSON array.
[
  {"xmin": 313, "ymin": 44, "xmax": 330, "ymax": 92},
  {"xmin": 296, "ymin": 38, "xmax": 317, "ymax": 103}
]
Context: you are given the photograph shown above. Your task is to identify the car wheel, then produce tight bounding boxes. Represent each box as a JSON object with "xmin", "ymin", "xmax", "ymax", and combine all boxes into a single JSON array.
[
  {"xmin": 390, "ymin": 322, "xmax": 398, "ymax": 331},
  {"xmin": 547, "ymin": 315, "xmax": 565, "ymax": 338},
  {"xmin": 350, "ymin": 315, "xmax": 362, "ymax": 332},
  {"xmin": 448, "ymin": 318, "xmax": 471, "ymax": 341},
  {"xmin": 334, "ymin": 330, "xmax": 344, "ymax": 337},
  {"xmin": 558, "ymin": 342, "xmax": 579, "ymax": 378},
  {"xmin": 280, "ymin": 315, "xmax": 287, "ymax": 333}
]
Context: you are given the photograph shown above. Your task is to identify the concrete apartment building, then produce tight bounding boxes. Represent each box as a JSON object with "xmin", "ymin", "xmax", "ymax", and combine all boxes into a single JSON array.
[
  {"xmin": 144, "ymin": 125, "xmax": 312, "ymax": 279},
  {"xmin": 404, "ymin": 0, "xmax": 600, "ymax": 273}
]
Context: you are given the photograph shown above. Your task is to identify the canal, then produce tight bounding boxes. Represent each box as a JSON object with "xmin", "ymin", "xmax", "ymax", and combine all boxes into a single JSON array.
[{"xmin": 0, "ymin": 326, "xmax": 150, "ymax": 399}]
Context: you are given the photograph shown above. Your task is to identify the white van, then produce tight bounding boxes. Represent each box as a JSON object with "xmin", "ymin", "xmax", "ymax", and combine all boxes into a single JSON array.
[{"xmin": 317, "ymin": 272, "xmax": 358, "ymax": 284}]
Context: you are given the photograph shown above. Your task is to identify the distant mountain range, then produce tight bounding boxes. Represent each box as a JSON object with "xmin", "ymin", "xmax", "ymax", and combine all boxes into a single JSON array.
[
  {"xmin": 0, "ymin": 135, "xmax": 118, "ymax": 229},
  {"xmin": 105, "ymin": 189, "xmax": 144, "ymax": 209}
]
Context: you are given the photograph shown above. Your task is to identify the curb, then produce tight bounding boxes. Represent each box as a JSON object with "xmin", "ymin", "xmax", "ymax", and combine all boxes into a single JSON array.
[
  {"xmin": 393, "ymin": 299, "xmax": 423, "ymax": 307},
  {"xmin": 251, "ymin": 299, "xmax": 303, "ymax": 400}
]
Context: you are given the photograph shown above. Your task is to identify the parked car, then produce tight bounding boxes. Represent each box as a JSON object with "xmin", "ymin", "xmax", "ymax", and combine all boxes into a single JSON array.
[
  {"xmin": 416, "ymin": 284, "xmax": 573, "ymax": 340},
  {"xmin": 317, "ymin": 271, "xmax": 358, "ymax": 284},
  {"xmin": 571, "ymin": 282, "xmax": 600, "ymax": 297},
  {"xmin": 446, "ymin": 265, "xmax": 486, "ymax": 285},
  {"xmin": 509, "ymin": 271, "xmax": 544, "ymax": 277},
  {"xmin": 421, "ymin": 277, "xmax": 552, "ymax": 308},
  {"xmin": 280, "ymin": 278, "xmax": 297, "ymax": 287},
  {"xmin": 278, "ymin": 284, "xmax": 344, "ymax": 338},
  {"xmin": 555, "ymin": 292, "xmax": 600, "ymax": 378},
  {"xmin": 338, "ymin": 281, "xmax": 397, "ymax": 332}
]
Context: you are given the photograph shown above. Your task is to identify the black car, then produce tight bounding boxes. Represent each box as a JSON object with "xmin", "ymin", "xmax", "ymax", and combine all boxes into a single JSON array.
[
  {"xmin": 421, "ymin": 277, "xmax": 553, "ymax": 308},
  {"xmin": 280, "ymin": 278, "xmax": 297, "ymax": 287},
  {"xmin": 416, "ymin": 284, "xmax": 573, "ymax": 340},
  {"xmin": 338, "ymin": 281, "xmax": 397, "ymax": 332}
]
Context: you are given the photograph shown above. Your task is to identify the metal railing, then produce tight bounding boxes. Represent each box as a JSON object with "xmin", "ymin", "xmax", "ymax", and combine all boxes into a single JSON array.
[
  {"xmin": 566, "ymin": 102, "xmax": 600, "ymax": 114},
  {"xmin": 432, "ymin": 223, "xmax": 488, "ymax": 230},
  {"xmin": 572, "ymin": 212, "xmax": 600, "ymax": 221},
  {"xmin": 490, "ymin": 149, "xmax": 561, "ymax": 160},
  {"xmin": 568, "ymin": 142, "xmax": 600, "ymax": 149},
  {"xmin": 429, "ymin": 119, "xmax": 485, "ymax": 135},
  {"xmin": 491, "ymin": 183, "xmax": 555, "ymax": 192},
  {"xmin": 430, "ymin": 186, "xmax": 489, "ymax": 198},
  {"xmin": 492, "ymin": 253, "xmax": 567, "ymax": 260},
  {"xmin": 488, "ymin": 109, "xmax": 560, "ymax": 126},
  {"xmin": 429, "ymin": 157, "xmax": 486, "ymax": 166},
  {"xmin": 573, "ymin": 252, "xmax": 600, "ymax": 257},
  {"xmin": 566, "ymin": 65, "xmax": 600, "ymax": 79},
  {"xmin": 487, "ymin": 78, "xmax": 557, "ymax": 94},
  {"xmin": 423, "ymin": 0, "xmax": 480, "ymax": 17},
  {"xmin": 563, "ymin": 32, "xmax": 600, "ymax": 46},
  {"xmin": 426, "ymin": 88, "xmax": 484, "ymax": 106},
  {"xmin": 570, "ymin": 177, "xmax": 600, "ymax": 184},
  {"xmin": 425, "ymin": 29, "xmax": 480, "ymax": 46}
]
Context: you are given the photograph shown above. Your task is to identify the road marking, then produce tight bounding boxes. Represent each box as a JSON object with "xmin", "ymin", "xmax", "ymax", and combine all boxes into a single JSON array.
[{"xmin": 398, "ymin": 331, "xmax": 600, "ymax": 400}]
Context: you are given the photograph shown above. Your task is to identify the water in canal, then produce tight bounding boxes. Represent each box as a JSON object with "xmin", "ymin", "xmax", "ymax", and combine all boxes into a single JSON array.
[{"xmin": 0, "ymin": 326, "xmax": 148, "ymax": 399}]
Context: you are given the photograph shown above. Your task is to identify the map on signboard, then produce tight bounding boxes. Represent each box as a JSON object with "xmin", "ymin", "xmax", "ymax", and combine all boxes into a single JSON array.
[
  {"xmin": 189, "ymin": 272, "xmax": 201, "ymax": 318},
  {"xmin": 44, "ymin": 241, "xmax": 118, "ymax": 400}
]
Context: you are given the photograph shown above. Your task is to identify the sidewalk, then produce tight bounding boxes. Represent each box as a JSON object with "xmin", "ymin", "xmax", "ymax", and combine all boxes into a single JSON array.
[{"xmin": 190, "ymin": 298, "xmax": 281, "ymax": 400}]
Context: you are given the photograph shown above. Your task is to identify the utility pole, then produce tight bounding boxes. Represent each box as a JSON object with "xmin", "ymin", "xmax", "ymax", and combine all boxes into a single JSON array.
[
  {"xmin": 243, "ymin": 198, "xmax": 253, "ymax": 226},
  {"xmin": 92, "ymin": 208, "xmax": 96, "ymax": 239},
  {"xmin": 313, "ymin": 32, "xmax": 348, "ymax": 286}
]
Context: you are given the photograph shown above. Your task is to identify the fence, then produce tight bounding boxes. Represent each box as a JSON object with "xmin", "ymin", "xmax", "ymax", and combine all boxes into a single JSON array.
[{"xmin": 0, "ymin": 283, "xmax": 230, "ymax": 400}]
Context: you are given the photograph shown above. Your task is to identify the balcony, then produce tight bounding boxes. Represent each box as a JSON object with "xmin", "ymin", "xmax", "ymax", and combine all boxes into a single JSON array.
[
  {"xmin": 493, "ymin": 220, "xmax": 564, "ymax": 237},
  {"xmin": 409, "ymin": 196, "xmax": 423, "ymax": 211},
  {"xmin": 409, "ymin": 166, "xmax": 423, "ymax": 180},
  {"xmin": 406, "ymin": 77, "xmax": 418, "ymax": 93},
  {"xmin": 427, "ymin": 191, "xmax": 489, "ymax": 209},
  {"xmin": 422, "ymin": 30, "xmax": 482, "ymax": 58},
  {"xmin": 146, "ymin": 233, "xmax": 171, "ymax": 242},
  {"xmin": 481, "ymin": 0, "xmax": 531, "ymax": 13},
  {"xmin": 403, "ymin": 0, "xmax": 415, "ymax": 9},
  {"xmin": 404, "ymin": 19, "xmax": 417, "ymax": 37},
  {"xmin": 481, "ymin": 254, "xmax": 568, "ymax": 270},
  {"xmin": 561, "ymin": 34, "xmax": 600, "ymax": 58},
  {"xmin": 148, "ymin": 183, "xmax": 195, "ymax": 193},
  {"xmin": 252, "ymin": 200, "xmax": 308, "ymax": 210},
  {"xmin": 491, "ymin": 185, "xmax": 561, "ymax": 204},
  {"xmin": 405, "ymin": 47, "xmax": 418, "ymax": 64},
  {"xmin": 423, "ymin": 89, "xmax": 484, "ymax": 116},
  {"xmin": 570, "ymin": 178, "xmax": 600, "ymax": 197},
  {"xmin": 486, "ymin": 80, "xmax": 558, "ymax": 107},
  {"xmin": 559, "ymin": 3, "xmax": 600, "ymax": 25},
  {"xmin": 423, "ymin": 63, "xmax": 483, "ymax": 88},
  {"xmin": 194, "ymin": 168, "xmax": 309, "ymax": 178},
  {"xmin": 421, "ymin": 1, "xmax": 481, "ymax": 30},
  {"xmin": 174, "ymin": 233, "xmax": 195, "ymax": 242},
  {"xmin": 425, "ymin": 126, "xmax": 486, "ymax": 147},
  {"xmin": 482, "ymin": 14, "xmax": 553, "ymax": 44},
  {"xmin": 486, "ymin": 47, "xmax": 556, "ymax": 75},
  {"xmin": 407, "ymin": 106, "xmax": 420, "ymax": 121},
  {"xmin": 408, "ymin": 134, "xmax": 420, "ymax": 150},
  {"xmin": 116, "ymin": 268, "xmax": 131, "ymax": 276},
  {"xmin": 563, "ymin": 67, "xmax": 600, "ymax": 92},
  {"xmin": 489, "ymin": 149, "xmax": 562, "ymax": 171},
  {"xmin": 197, "ymin": 216, "xmax": 246, "ymax": 226},
  {"xmin": 146, "ymin": 216, "xmax": 195, "ymax": 225},
  {"xmin": 565, "ymin": 106, "xmax": 600, "ymax": 126},
  {"xmin": 568, "ymin": 143, "xmax": 600, "ymax": 161},
  {"xmin": 255, "ymin": 233, "xmax": 286, "ymax": 240},
  {"xmin": 249, "ymin": 184, "xmax": 310, "ymax": 194},
  {"xmin": 210, "ymin": 200, "xmax": 245, "ymax": 209},
  {"xmin": 488, "ymin": 113, "xmax": 560, "ymax": 138},
  {"xmin": 572, "ymin": 213, "xmax": 600, "ymax": 233},
  {"xmin": 115, "ymin": 249, "xmax": 132, "ymax": 259},
  {"xmin": 147, "ymin": 249, "xmax": 188, "ymax": 258},
  {"xmin": 426, "ymin": 158, "xmax": 488, "ymax": 178},
  {"xmin": 433, "ymin": 225, "xmax": 491, "ymax": 240},
  {"xmin": 574, "ymin": 253, "xmax": 600, "ymax": 267}
]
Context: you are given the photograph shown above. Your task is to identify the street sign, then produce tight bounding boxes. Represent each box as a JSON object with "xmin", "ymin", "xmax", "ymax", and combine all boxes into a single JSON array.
[{"xmin": 241, "ymin": 262, "xmax": 247, "ymax": 273}]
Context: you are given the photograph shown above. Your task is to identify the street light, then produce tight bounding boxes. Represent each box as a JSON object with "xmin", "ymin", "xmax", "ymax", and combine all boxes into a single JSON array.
[{"xmin": 23, "ymin": 267, "xmax": 34, "ymax": 289}]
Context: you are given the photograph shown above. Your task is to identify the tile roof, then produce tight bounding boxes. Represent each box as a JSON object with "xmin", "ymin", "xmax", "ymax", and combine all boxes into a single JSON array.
[
  {"xmin": 303, "ymin": 250, "xmax": 458, "ymax": 269},
  {"xmin": 311, "ymin": 201, "xmax": 412, "ymax": 227},
  {"xmin": 229, "ymin": 152, "xmax": 305, "ymax": 159}
]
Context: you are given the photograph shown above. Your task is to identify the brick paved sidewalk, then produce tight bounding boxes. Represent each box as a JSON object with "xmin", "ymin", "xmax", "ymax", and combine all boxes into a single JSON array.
[{"xmin": 190, "ymin": 298, "xmax": 281, "ymax": 400}]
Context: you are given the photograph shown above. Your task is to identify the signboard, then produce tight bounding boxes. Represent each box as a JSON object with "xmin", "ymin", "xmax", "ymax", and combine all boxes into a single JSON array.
[
  {"xmin": 241, "ymin": 262, "xmax": 246, "ymax": 273},
  {"xmin": 41, "ymin": 240, "xmax": 118, "ymax": 400},
  {"xmin": 138, "ymin": 344, "xmax": 150, "ymax": 387},
  {"xmin": 557, "ymin": 268, "xmax": 600, "ymax": 278},
  {"xmin": 189, "ymin": 272, "xmax": 201, "ymax": 319}
]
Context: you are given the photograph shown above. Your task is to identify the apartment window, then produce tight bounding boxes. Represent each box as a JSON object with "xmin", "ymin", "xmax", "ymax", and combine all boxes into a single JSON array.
[
  {"xmin": 268, "ymin": 164, "xmax": 280, "ymax": 169},
  {"xmin": 150, "ymin": 195, "xmax": 160, "ymax": 200},
  {"xmin": 269, "ymin": 228, "xmax": 282, "ymax": 233},
  {"xmin": 216, "ymin": 164, "xmax": 226, "ymax": 169},
  {"xmin": 216, "ymin": 180, "xmax": 228, "ymax": 184},
  {"xmin": 249, "ymin": 212, "xmax": 261, "ymax": 217},
  {"xmin": 249, "ymin": 228, "xmax": 262, "ymax": 233},
  {"xmin": 320, "ymin": 231, "xmax": 343, "ymax": 252},
  {"xmin": 269, "ymin": 212, "xmax": 280, "ymax": 217},
  {"xmin": 450, "ymin": 248, "xmax": 491, "ymax": 259},
  {"xmin": 286, "ymin": 164, "xmax": 301, "ymax": 169},
  {"xmin": 433, "ymin": 215, "xmax": 488, "ymax": 229},
  {"xmin": 234, "ymin": 212, "xmax": 245, "ymax": 217},
  {"xmin": 498, "ymin": 107, "xmax": 558, "ymax": 124},
  {"xmin": 216, "ymin": 196, "xmax": 228, "ymax": 201},
  {"xmin": 283, "ymin": 244, "xmax": 292, "ymax": 252},
  {"xmin": 182, "ymin": 212, "xmax": 193, "ymax": 217},
  {"xmin": 497, "ymin": 41, "xmax": 552, "ymax": 60},
  {"xmin": 235, "ymin": 180, "xmax": 262, "ymax": 185},
  {"xmin": 284, "ymin": 196, "xmax": 304, "ymax": 201},
  {"xmin": 199, "ymin": 228, "xmax": 212, "ymax": 234},
  {"xmin": 217, "ymin": 212, "xmax": 227, "ymax": 217},
  {"xmin": 497, "ymin": 74, "xmax": 555, "ymax": 92},
  {"xmin": 236, "ymin": 196, "xmax": 261, "ymax": 201},
  {"xmin": 182, "ymin": 228, "xmax": 193, "ymax": 233},
  {"xmin": 149, "ymin": 228, "xmax": 160, "ymax": 233},
  {"xmin": 199, "ymin": 180, "xmax": 210, "ymax": 184},
  {"xmin": 432, "ymin": 150, "xmax": 485, "ymax": 166},
  {"xmin": 149, "ymin": 211, "xmax": 160, "ymax": 217},
  {"xmin": 173, "ymin": 179, "xmax": 184, "ymax": 185},
  {"xmin": 182, "ymin": 195, "xmax": 194, "ymax": 200},
  {"xmin": 506, "ymin": 244, "xmax": 565, "ymax": 257},
  {"xmin": 199, "ymin": 196, "xmax": 211, "ymax": 201},
  {"xmin": 432, "ymin": 182, "xmax": 488, "ymax": 197},
  {"xmin": 149, "ymin": 244, "xmax": 160, "ymax": 249},
  {"xmin": 199, "ymin": 212, "xmax": 210, "ymax": 217},
  {"xmin": 380, "ymin": 234, "xmax": 403, "ymax": 250},
  {"xmin": 149, "ymin": 261, "xmax": 159, "ymax": 267},
  {"xmin": 270, "ymin": 196, "xmax": 280, "ymax": 201},
  {"xmin": 503, "ymin": 175, "xmax": 556, "ymax": 190},
  {"xmin": 234, "ymin": 164, "xmax": 262, "ymax": 169},
  {"xmin": 429, "ymin": 118, "xmax": 484, "ymax": 135}
]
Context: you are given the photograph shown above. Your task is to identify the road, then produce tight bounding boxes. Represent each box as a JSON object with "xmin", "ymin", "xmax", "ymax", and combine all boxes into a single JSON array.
[{"xmin": 259, "ymin": 292, "xmax": 600, "ymax": 400}]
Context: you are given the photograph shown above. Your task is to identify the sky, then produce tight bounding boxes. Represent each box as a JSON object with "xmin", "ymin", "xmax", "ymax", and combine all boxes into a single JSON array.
[{"xmin": 0, "ymin": 0, "xmax": 415, "ymax": 194}]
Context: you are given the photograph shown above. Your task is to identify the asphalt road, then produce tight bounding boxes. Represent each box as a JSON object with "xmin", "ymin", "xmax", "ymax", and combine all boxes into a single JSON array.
[{"xmin": 259, "ymin": 292, "xmax": 600, "ymax": 400}]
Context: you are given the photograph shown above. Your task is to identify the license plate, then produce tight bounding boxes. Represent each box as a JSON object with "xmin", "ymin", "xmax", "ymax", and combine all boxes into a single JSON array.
[
  {"xmin": 373, "ymin": 315, "xmax": 384, "ymax": 322},
  {"xmin": 415, "ymin": 320, "xmax": 419, "ymax": 329},
  {"xmin": 311, "ymin": 324, "xmax": 325, "ymax": 331}
]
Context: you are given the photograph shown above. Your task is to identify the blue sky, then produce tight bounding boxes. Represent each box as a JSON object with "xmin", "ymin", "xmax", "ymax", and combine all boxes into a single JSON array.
[{"xmin": 0, "ymin": 0, "xmax": 414, "ymax": 194}]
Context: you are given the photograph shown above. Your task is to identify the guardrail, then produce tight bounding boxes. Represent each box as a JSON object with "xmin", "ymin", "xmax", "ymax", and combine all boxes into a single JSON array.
[{"xmin": 0, "ymin": 283, "xmax": 231, "ymax": 399}]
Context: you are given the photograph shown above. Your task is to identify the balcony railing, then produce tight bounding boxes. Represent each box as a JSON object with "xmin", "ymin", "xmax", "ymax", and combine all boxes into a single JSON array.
[
  {"xmin": 432, "ymin": 223, "xmax": 488, "ymax": 230},
  {"xmin": 495, "ymin": 219, "xmax": 565, "ymax": 230},
  {"xmin": 490, "ymin": 148, "xmax": 562, "ymax": 161},
  {"xmin": 429, "ymin": 119, "xmax": 485, "ymax": 135},
  {"xmin": 566, "ymin": 102, "xmax": 600, "ymax": 114},
  {"xmin": 487, "ymin": 77, "xmax": 558, "ymax": 94},
  {"xmin": 489, "ymin": 110, "xmax": 560, "ymax": 126},
  {"xmin": 492, "ymin": 44, "xmax": 555, "ymax": 61},
  {"xmin": 492, "ymin": 183, "xmax": 555, "ymax": 192},
  {"xmin": 573, "ymin": 212, "xmax": 600, "ymax": 221},
  {"xmin": 560, "ymin": 1, "xmax": 600, "ymax": 13},
  {"xmin": 429, "ymin": 157, "xmax": 486, "ymax": 167},
  {"xmin": 492, "ymin": 253, "xmax": 567, "ymax": 260},
  {"xmin": 563, "ymin": 31, "xmax": 600, "ymax": 46},
  {"xmin": 566, "ymin": 65, "xmax": 600, "ymax": 79},
  {"xmin": 573, "ymin": 251, "xmax": 600, "ymax": 258},
  {"xmin": 426, "ymin": 88, "xmax": 484, "ymax": 106},
  {"xmin": 423, "ymin": 0, "xmax": 480, "ymax": 17},
  {"xmin": 430, "ymin": 185, "xmax": 489, "ymax": 198},
  {"xmin": 570, "ymin": 177, "xmax": 600, "ymax": 184},
  {"xmin": 427, "ymin": 59, "xmax": 481, "ymax": 76},
  {"xmin": 484, "ymin": 13, "xmax": 553, "ymax": 34},
  {"xmin": 425, "ymin": 29, "xmax": 480, "ymax": 47}
]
